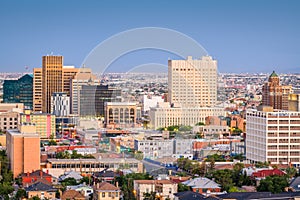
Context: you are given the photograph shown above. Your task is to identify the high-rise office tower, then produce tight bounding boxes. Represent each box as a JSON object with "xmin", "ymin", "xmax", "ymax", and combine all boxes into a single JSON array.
[
  {"xmin": 33, "ymin": 68, "xmax": 43, "ymax": 112},
  {"xmin": 168, "ymin": 56, "xmax": 217, "ymax": 107},
  {"xmin": 42, "ymin": 55, "xmax": 63, "ymax": 113},
  {"xmin": 262, "ymin": 71, "xmax": 292, "ymax": 110},
  {"xmin": 33, "ymin": 55, "xmax": 78, "ymax": 113},
  {"xmin": 3, "ymin": 74, "xmax": 33, "ymax": 110},
  {"xmin": 70, "ymin": 67, "xmax": 100, "ymax": 114},
  {"xmin": 79, "ymin": 85, "xmax": 122, "ymax": 117}
]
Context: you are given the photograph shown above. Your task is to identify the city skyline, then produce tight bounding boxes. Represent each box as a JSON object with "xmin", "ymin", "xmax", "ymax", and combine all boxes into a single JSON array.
[{"xmin": 0, "ymin": 0, "xmax": 300, "ymax": 73}]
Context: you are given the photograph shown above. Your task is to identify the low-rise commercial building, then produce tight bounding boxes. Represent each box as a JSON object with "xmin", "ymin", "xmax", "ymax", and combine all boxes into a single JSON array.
[{"xmin": 149, "ymin": 102, "xmax": 226, "ymax": 129}]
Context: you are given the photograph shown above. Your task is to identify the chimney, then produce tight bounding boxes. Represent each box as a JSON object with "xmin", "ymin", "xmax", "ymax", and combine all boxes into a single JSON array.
[
  {"xmin": 116, "ymin": 181, "xmax": 119, "ymax": 188},
  {"xmin": 27, "ymin": 172, "xmax": 29, "ymax": 177},
  {"xmin": 40, "ymin": 171, "xmax": 43, "ymax": 178}
]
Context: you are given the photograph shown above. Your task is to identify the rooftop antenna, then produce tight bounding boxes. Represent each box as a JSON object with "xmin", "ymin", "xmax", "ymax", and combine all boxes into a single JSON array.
[{"xmin": 82, "ymin": 64, "xmax": 86, "ymax": 68}]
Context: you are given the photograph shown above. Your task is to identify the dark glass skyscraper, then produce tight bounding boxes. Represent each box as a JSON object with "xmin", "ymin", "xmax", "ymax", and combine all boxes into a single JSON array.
[
  {"xmin": 3, "ymin": 74, "xmax": 33, "ymax": 110},
  {"xmin": 80, "ymin": 85, "xmax": 122, "ymax": 117}
]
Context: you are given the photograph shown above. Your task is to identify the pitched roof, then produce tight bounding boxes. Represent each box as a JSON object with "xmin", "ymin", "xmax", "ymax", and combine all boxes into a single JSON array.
[
  {"xmin": 96, "ymin": 182, "xmax": 120, "ymax": 191},
  {"xmin": 21, "ymin": 170, "xmax": 52, "ymax": 178},
  {"xmin": 182, "ymin": 178, "xmax": 221, "ymax": 189},
  {"xmin": 270, "ymin": 70, "xmax": 278, "ymax": 78},
  {"xmin": 174, "ymin": 191, "xmax": 218, "ymax": 200},
  {"xmin": 25, "ymin": 181, "xmax": 56, "ymax": 192},
  {"xmin": 134, "ymin": 180, "xmax": 175, "ymax": 185},
  {"xmin": 252, "ymin": 169, "xmax": 285, "ymax": 178},
  {"xmin": 218, "ymin": 191, "xmax": 300, "ymax": 200},
  {"xmin": 59, "ymin": 171, "xmax": 83, "ymax": 181},
  {"xmin": 94, "ymin": 170, "xmax": 120, "ymax": 178},
  {"xmin": 290, "ymin": 177, "xmax": 300, "ymax": 191},
  {"xmin": 61, "ymin": 190, "xmax": 85, "ymax": 200}
]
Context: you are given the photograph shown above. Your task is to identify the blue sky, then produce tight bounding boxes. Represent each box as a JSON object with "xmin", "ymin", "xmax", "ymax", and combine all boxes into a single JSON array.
[{"xmin": 0, "ymin": 0, "xmax": 299, "ymax": 73}]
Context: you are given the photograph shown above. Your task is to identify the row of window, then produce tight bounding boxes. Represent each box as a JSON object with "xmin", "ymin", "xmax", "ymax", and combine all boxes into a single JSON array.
[{"xmin": 51, "ymin": 163, "xmax": 138, "ymax": 169}]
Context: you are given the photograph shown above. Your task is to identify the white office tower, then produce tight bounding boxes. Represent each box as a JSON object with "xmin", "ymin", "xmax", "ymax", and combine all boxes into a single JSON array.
[
  {"xmin": 168, "ymin": 56, "xmax": 217, "ymax": 107},
  {"xmin": 51, "ymin": 92, "xmax": 70, "ymax": 117},
  {"xmin": 246, "ymin": 106, "xmax": 300, "ymax": 165},
  {"xmin": 149, "ymin": 56, "xmax": 225, "ymax": 129}
]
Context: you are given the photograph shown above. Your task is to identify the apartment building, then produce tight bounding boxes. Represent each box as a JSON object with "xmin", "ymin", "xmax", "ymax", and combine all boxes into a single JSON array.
[{"xmin": 246, "ymin": 106, "xmax": 300, "ymax": 165}]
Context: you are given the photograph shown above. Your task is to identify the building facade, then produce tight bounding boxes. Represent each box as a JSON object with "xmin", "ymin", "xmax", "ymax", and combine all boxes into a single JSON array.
[
  {"xmin": 70, "ymin": 68, "xmax": 101, "ymax": 115},
  {"xmin": 0, "ymin": 111, "xmax": 19, "ymax": 132},
  {"xmin": 80, "ymin": 85, "xmax": 122, "ymax": 117},
  {"xmin": 6, "ymin": 124, "xmax": 40, "ymax": 178},
  {"xmin": 134, "ymin": 180, "xmax": 178, "ymax": 200},
  {"xmin": 33, "ymin": 55, "xmax": 78, "ymax": 113},
  {"xmin": 134, "ymin": 139, "xmax": 174, "ymax": 159},
  {"xmin": 168, "ymin": 56, "xmax": 217, "ymax": 107},
  {"xmin": 289, "ymin": 94, "xmax": 300, "ymax": 112},
  {"xmin": 262, "ymin": 71, "xmax": 292, "ymax": 110},
  {"xmin": 3, "ymin": 74, "xmax": 33, "ymax": 110},
  {"xmin": 51, "ymin": 92, "xmax": 70, "ymax": 117},
  {"xmin": 33, "ymin": 68, "xmax": 43, "ymax": 112},
  {"xmin": 104, "ymin": 102, "xmax": 137, "ymax": 128},
  {"xmin": 20, "ymin": 113, "xmax": 56, "ymax": 138},
  {"xmin": 246, "ymin": 106, "xmax": 300, "ymax": 165},
  {"xmin": 44, "ymin": 158, "xmax": 143, "ymax": 178},
  {"xmin": 149, "ymin": 102, "xmax": 226, "ymax": 129}
]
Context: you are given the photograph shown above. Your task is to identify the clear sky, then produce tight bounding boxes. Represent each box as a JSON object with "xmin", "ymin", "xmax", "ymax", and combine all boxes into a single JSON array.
[{"xmin": 0, "ymin": 0, "xmax": 299, "ymax": 73}]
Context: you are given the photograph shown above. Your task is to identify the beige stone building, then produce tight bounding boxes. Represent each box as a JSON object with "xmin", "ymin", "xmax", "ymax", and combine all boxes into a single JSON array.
[
  {"xmin": 104, "ymin": 102, "xmax": 137, "ymax": 128},
  {"xmin": 134, "ymin": 180, "xmax": 178, "ymax": 200},
  {"xmin": 0, "ymin": 111, "xmax": 19, "ymax": 132},
  {"xmin": 149, "ymin": 102, "xmax": 226, "ymax": 129},
  {"xmin": 289, "ymin": 93, "xmax": 300, "ymax": 112},
  {"xmin": 168, "ymin": 56, "xmax": 217, "ymax": 107},
  {"xmin": 6, "ymin": 124, "xmax": 40, "ymax": 178}
]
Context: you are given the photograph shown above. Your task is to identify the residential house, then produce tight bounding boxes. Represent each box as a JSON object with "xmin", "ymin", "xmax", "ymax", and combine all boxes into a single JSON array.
[
  {"xmin": 133, "ymin": 180, "xmax": 178, "ymax": 200},
  {"xmin": 251, "ymin": 169, "xmax": 286, "ymax": 185},
  {"xmin": 67, "ymin": 184, "xmax": 94, "ymax": 198},
  {"xmin": 61, "ymin": 190, "xmax": 85, "ymax": 200},
  {"xmin": 182, "ymin": 177, "xmax": 221, "ymax": 195},
  {"xmin": 93, "ymin": 170, "xmax": 120, "ymax": 183},
  {"xmin": 25, "ymin": 181, "xmax": 57, "ymax": 199},
  {"xmin": 21, "ymin": 170, "xmax": 53, "ymax": 187},
  {"xmin": 93, "ymin": 182, "xmax": 121, "ymax": 200}
]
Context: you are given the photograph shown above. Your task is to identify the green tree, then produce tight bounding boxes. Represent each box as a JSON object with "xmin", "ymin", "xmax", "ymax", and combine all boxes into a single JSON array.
[
  {"xmin": 211, "ymin": 169, "xmax": 234, "ymax": 191},
  {"xmin": 285, "ymin": 167, "xmax": 297, "ymax": 178},
  {"xmin": 80, "ymin": 176, "xmax": 92, "ymax": 185},
  {"xmin": 60, "ymin": 177, "xmax": 78, "ymax": 186},
  {"xmin": 178, "ymin": 183, "xmax": 190, "ymax": 192},
  {"xmin": 115, "ymin": 173, "xmax": 153, "ymax": 200},
  {"xmin": 195, "ymin": 122, "xmax": 205, "ymax": 126},
  {"xmin": 15, "ymin": 188, "xmax": 26, "ymax": 199},
  {"xmin": 257, "ymin": 175, "xmax": 289, "ymax": 193}
]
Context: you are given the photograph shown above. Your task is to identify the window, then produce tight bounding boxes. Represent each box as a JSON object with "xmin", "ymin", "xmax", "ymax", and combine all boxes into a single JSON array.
[
  {"xmin": 102, "ymin": 192, "xmax": 105, "ymax": 197},
  {"xmin": 108, "ymin": 192, "xmax": 111, "ymax": 197}
]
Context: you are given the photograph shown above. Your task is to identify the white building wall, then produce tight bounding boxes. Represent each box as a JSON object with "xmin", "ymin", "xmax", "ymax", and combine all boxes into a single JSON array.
[
  {"xmin": 149, "ymin": 104, "xmax": 226, "ymax": 129},
  {"xmin": 51, "ymin": 92, "xmax": 70, "ymax": 117},
  {"xmin": 246, "ymin": 109, "xmax": 300, "ymax": 165}
]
